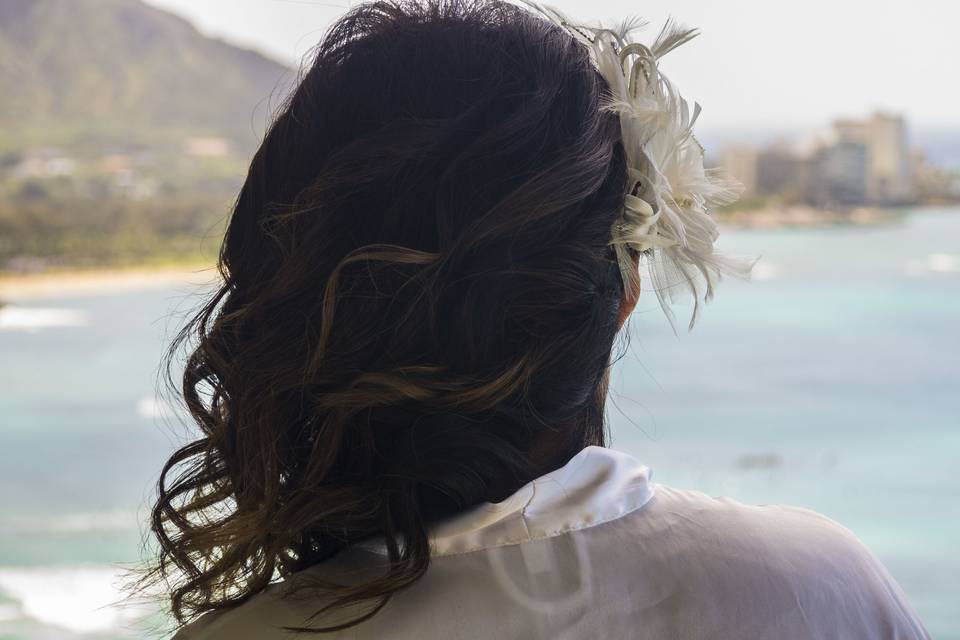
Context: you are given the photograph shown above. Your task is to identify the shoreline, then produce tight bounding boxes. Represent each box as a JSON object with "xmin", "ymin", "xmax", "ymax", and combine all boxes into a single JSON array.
[
  {"xmin": 717, "ymin": 205, "xmax": 903, "ymax": 229},
  {"xmin": 0, "ymin": 264, "xmax": 220, "ymax": 302},
  {"xmin": 0, "ymin": 205, "xmax": 955, "ymax": 302}
]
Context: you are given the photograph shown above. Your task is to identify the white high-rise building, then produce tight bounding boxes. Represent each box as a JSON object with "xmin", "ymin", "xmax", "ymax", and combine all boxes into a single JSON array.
[
  {"xmin": 719, "ymin": 146, "xmax": 759, "ymax": 197},
  {"xmin": 831, "ymin": 112, "xmax": 913, "ymax": 204}
]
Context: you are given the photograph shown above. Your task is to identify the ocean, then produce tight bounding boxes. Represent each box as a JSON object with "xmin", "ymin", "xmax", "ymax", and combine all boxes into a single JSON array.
[{"xmin": 1, "ymin": 207, "xmax": 958, "ymax": 639}]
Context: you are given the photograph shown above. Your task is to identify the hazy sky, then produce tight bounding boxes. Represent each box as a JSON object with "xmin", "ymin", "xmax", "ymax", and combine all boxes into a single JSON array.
[{"xmin": 146, "ymin": 0, "xmax": 960, "ymax": 130}]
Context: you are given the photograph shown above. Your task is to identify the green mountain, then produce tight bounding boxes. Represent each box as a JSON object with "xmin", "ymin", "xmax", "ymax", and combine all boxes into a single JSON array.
[
  {"xmin": 0, "ymin": 0, "xmax": 299, "ymax": 273},
  {"xmin": 0, "ymin": 0, "xmax": 293, "ymax": 151}
]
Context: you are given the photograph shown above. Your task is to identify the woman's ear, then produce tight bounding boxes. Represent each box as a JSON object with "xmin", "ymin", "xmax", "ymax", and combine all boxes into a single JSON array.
[{"xmin": 616, "ymin": 252, "xmax": 641, "ymax": 330}]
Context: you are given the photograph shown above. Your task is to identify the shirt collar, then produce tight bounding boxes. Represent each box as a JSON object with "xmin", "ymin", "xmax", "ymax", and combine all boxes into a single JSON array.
[{"xmin": 422, "ymin": 445, "xmax": 655, "ymax": 556}]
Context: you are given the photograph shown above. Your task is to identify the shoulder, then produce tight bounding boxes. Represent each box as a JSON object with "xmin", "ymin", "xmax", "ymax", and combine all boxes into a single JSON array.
[
  {"xmin": 170, "ymin": 577, "xmax": 332, "ymax": 640},
  {"xmin": 170, "ymin": 585, "xmax": 287, "ymax": 640},
  {"xmin": 634, "ymin": 483, "xmax": 930, "ymax": 639},
  {"xmin": 171, "ymin": 548, "xmax": 386, "ymax": 640}
]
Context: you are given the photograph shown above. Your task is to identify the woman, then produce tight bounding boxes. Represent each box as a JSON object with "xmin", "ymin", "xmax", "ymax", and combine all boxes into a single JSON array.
[{"xmin": 152, "ymin": 1, "xmax": 930, "ymax": 637}]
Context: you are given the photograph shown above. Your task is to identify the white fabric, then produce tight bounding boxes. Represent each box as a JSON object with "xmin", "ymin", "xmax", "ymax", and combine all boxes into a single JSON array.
[{"xmin": 175, "ymin": 446, "xmax": 930, "ymax": 639}]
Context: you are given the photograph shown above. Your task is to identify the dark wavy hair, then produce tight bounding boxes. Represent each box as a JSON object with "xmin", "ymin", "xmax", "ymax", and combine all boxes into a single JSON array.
[{"xmin": 147, "ymin": 0, "xmax": 631, "ymax": 633}]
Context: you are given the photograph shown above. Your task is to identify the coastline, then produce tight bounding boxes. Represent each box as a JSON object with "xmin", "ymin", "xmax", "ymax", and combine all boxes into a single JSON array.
[
  {"xmin": 0, "ymin": 264, "xmax": 219, "ymax": 302},
  {"xmin": 717, "ymin": 204, "xmax": 903, "ymax": 229},
  {"xmin": 1, "ymin": 205, "xmax": 952, "ymax": 302}
]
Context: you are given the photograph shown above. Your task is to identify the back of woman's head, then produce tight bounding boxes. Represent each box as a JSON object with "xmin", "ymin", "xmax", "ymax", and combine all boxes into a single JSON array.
[{"xmin": 151, "ymin": 0, "xmax": 629, "ymax": 630}]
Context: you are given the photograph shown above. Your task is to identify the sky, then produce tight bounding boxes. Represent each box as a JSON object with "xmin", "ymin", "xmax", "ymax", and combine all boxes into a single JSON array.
[{"xmin": 145, "ymin": 0, "xmax": 960, "ymax": 132}]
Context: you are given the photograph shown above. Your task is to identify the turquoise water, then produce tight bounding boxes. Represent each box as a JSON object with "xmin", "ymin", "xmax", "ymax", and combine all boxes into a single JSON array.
[{"xmin": 1, "ymin": 208, "xmax": 958, "ymax": 638}]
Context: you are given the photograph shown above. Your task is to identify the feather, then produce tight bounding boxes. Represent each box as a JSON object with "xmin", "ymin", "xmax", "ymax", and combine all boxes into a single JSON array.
[
  {"xmin": 650, "ymin": 18, "xmax": 700, "ymax": 59},
  {"xmin": 515, "ymin": 0, "xmax": 755, "ymax": 331},
  {"xmin": 614, "ymin": 15, "xmax": 650, "ymax": 40}
]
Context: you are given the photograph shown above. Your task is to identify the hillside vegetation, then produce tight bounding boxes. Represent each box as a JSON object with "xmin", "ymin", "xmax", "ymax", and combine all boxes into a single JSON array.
[{"xmin": 0, "ymin": 0, "xmax": 294, "ymax": 272}]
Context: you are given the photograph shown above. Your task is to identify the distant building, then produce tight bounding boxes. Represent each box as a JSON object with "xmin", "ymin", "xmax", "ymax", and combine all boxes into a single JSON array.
[
  {"xmin": 830, "ymin": 112, "xmax": 913, "ymax": 204},
  {"xmin": 810, "ymin": 141, "xmax": 868, "ymax": 206},
  {"xmin": 719, "ymin": 145, "xmax": 805, "ymax": 200},
  {"xmin": 719, "ymin": 111, "xmax": 916, "ymax": 207},
  {"xmin": 9, "ymin": 148, "xmax": 75, "ymax": 180},
  {"xmin": 97, "ymin": 154, "xmax": 133, "ymax": 174},
  {"xmin": 912, "ymin": 150, "xmax": 960, "ymax": 201},
  {"xmin": 183, "ymin": 136, "xmax": 232, "ymax": 158},
  {"xmin": 756, "ymin": 147, "xmax": 806, "ymax": 198},
  {"xmin": 719, "ymin": 147, "xmax": 759, "ymax": 196}
]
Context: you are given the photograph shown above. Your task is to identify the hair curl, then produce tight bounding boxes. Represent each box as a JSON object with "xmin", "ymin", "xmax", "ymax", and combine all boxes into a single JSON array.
[{"xmin": 147, "ymin": 0, "xmax": 630, "ymax": 633}]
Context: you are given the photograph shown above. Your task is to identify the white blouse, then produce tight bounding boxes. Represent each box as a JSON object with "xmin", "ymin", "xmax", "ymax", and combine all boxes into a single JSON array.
[{"xmin": 175, "ymin": 445, "xmax": 930, "ymax": 639}]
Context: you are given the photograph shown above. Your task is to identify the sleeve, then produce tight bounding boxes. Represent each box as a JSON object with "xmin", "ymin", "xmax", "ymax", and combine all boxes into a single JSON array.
[
  {"xmin": 642, "ymin": 486, "xmax": 932, "ymax": 640},
  {"xmin": 770, "ymin": 505, "xmax": 931, "ymax": 640}
]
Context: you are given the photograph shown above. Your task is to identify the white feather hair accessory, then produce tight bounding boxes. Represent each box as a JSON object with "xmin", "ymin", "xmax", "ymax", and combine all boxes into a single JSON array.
[{"xmin": 519, "ymin": 1, "xmax": 755, "ymax": 331}]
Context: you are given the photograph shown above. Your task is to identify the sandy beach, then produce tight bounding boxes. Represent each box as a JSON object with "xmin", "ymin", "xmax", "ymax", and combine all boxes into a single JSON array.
[
  {"xmin": 0, "ymin": 208, "xmax": 891, "ymax": 302},
  {"xmin": 0, "ymin": 264, "xmax": 220, "ymax": 302},
  {"xmin": 0, "ymin": 204, "xmax": 928, "ymax": 302}
]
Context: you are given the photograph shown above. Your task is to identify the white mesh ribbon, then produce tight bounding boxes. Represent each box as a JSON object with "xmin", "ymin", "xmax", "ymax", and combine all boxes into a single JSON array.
[{"xmin": 520, "ymin": 2, "xmax": 755, "ymax": 330}]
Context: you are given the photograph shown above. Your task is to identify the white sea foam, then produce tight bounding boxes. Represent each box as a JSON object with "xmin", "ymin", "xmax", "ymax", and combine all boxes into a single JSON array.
[
  {"xmin": 927, "ymin": 253, "xmax": 960, "ymax": 272},
  {"xmin": 0, "ymin": 601, "xmax": 22, "ymax": 622},
  {"xmin": 136, "ymin": 396, "xmax": 182, "ymax": 420},
  {"xmin": 904, "ymin": 253, "xmax": 960, "ymax": 276},
  {"xmin": 2, "ymin": 510, "xmax": 139, "ymax": 535},
  {"xmin": 0, "ymin": 565, "xmax": 153, "ymax": 635},
  {"xmin": 0, "ymin": 306, "xmax": 88, "ymax": 331},
  {"xmin": 749, "ymin": 261, "xmax": 780, "ymax": 281}
]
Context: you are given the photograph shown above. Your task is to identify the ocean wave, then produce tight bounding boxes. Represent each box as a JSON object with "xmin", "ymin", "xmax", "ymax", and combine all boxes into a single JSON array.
[
  {"xmin": 136, "ymin": 396, "xmax": 183, "ymax": 420},
  {"xmin": 0, "ymin": 565, "xmax": 154, "ymax": 635},
  {"xmin": 904, "ymin": 253, "xmax": 960, "ymax": 276},
  {"xmin": 1, "ymin": 510, "xmax": 140, "ymax": 535},
  {"xmin": 0, "ymin": 306, "xmax": 88, "ymax": 331},
  {"xmin": 749, "ymin": 262, "xmax": 780, "ymax": 281},
  {"xmin": 0, "ymin": 601, "xmax": 21, "ymax": 623}
]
